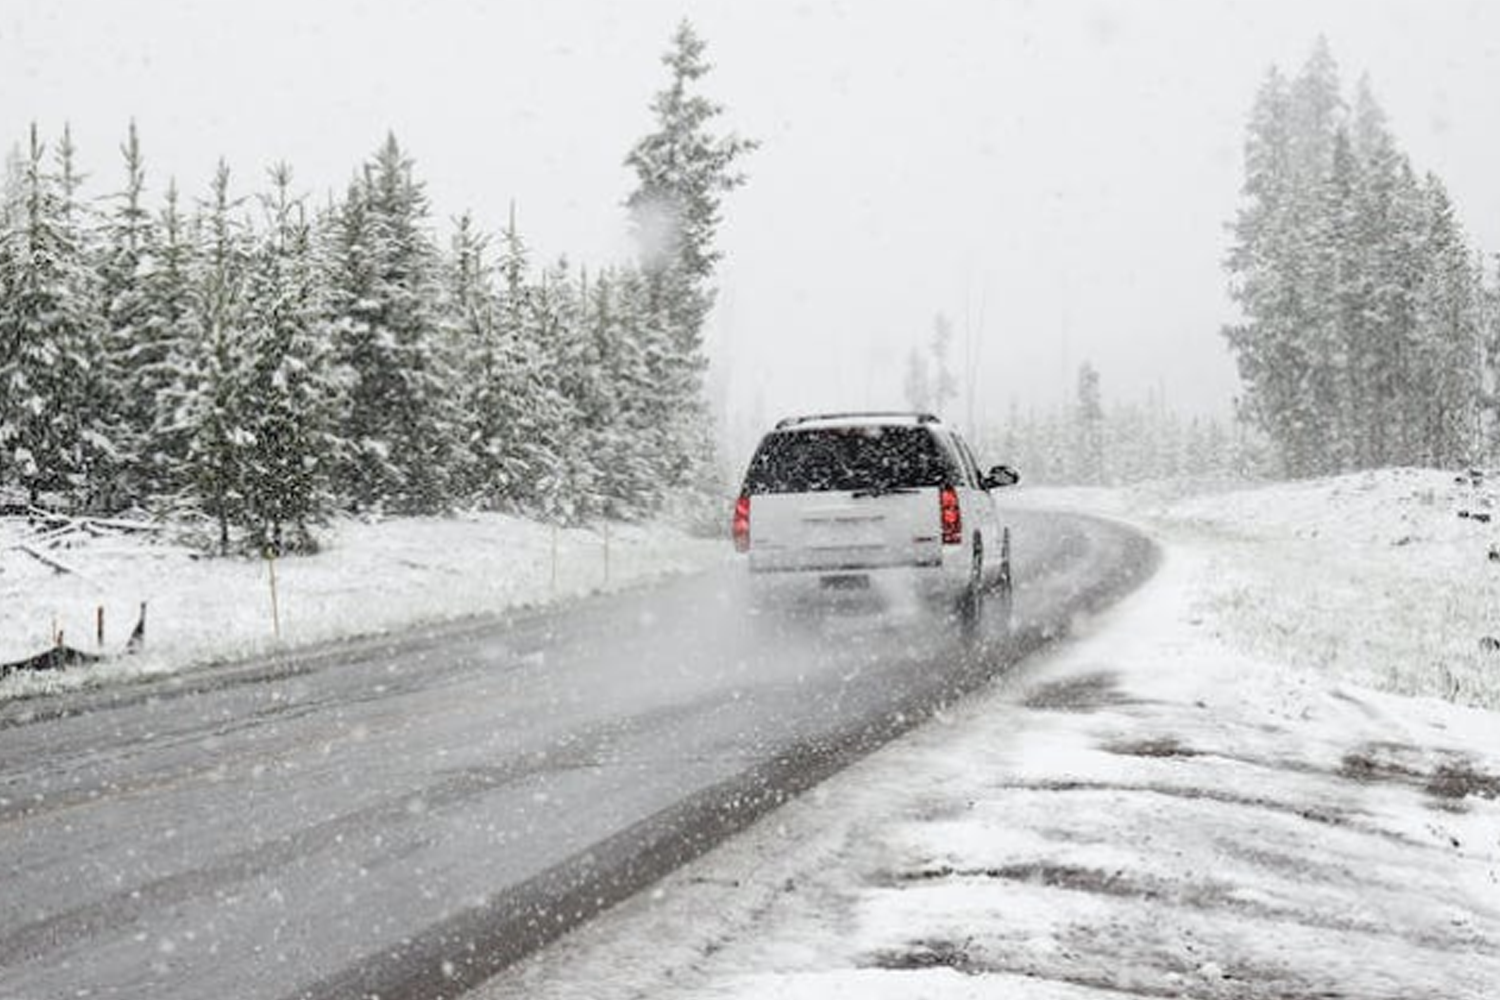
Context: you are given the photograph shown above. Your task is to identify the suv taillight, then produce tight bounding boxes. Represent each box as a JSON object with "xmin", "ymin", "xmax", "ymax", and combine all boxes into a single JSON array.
[
  {"xmin": 940, "ymin": 486, "xmax": 962, "ymax": 545},
  {"xmin": 733, "ymin": 494, "xmax": 751, "ymax": 552}
]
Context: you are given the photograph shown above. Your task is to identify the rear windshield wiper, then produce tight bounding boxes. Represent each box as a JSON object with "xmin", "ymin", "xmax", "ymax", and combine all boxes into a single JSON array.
[{"xmin": 850, "ymin": 485, "xmax": 921, "ymax": 498}]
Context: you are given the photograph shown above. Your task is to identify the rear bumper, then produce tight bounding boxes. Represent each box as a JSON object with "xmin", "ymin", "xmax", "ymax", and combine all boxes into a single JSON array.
[
  {"xmin": 744, "ymin": 547, "xmax": 969, "ymax": 609},
  {"xmin": 747, "ymin": 540, "xmax": 954, "ymax": 574}
]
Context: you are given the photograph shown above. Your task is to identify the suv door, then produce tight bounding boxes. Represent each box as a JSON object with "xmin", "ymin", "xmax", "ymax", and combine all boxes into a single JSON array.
[{"xmin": 947, "ymin": 431, "xmax": 1003, "ymax": 583}]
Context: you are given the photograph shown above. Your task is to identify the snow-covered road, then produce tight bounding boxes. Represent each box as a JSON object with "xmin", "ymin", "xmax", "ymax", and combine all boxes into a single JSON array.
[{"xmin": 0, "ymin": 510, "xmax": 1149, "ymax": 1000}]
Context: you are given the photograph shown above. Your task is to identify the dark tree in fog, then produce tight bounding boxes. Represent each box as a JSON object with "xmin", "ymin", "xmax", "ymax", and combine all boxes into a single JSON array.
[{"xmin": 1075, "ymin": 362, "xmax": 1104, "ymax": 485}]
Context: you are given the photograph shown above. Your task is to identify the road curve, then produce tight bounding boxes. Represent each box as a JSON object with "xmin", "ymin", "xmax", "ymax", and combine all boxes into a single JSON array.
[{"xmin": 0, "ymin": 509, "xmax": 1155, "ymax": 1000}]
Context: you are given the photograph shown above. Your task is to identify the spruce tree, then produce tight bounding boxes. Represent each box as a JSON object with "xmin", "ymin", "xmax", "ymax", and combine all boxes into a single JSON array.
[
  {"xmin": 177, "ymin": 161, "xmax": 254, "ymax": 552},
  {"xmin": 624, "ymin": 20, "xmax": 755, "ymax": 513},
  {"xmin": 1412, "ymin": 175, "xmax": 1483, "ymax": 466},
  {"xmin": 487, "ymin": 206, "xmax": 566, "ymax": 515},
  {"xmin": 1224, "ymin": 41, "xmax": 1487, "ymax": 476},
  {"xmin": 325, "ymin": 135, "xmax": 456, "ymax": 515},
  {"xmin": 142, "ymin": 180, "xmax": 201, "ymax": 504},
  {"xmin": 446, "ymin": 211, "xmax": 502, "ymax": 508},
  {"xmin": 98, "ymin": 121, "xmax": 161, "ymax": 508},
  {"xmin": 1076, "ymin": 362, "xmax": 1105, "ymax": 484},
  {"xmin": 524, "ymin": 258, "xmax": 586, "ymax": 523},
  {"xmin": 929, "ymin": 314, "xmax": 959, "ymax": 415},
  {"xmin": 0, "ymin": 124, "xmax": 101, "ymax": 508},
  {"xmin": 242, "ymin": 164, "xmax": 338, "ymax": 551}
]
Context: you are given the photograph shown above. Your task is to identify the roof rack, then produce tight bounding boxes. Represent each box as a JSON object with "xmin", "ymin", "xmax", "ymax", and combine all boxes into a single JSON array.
[{"xmin": 774, "ymin": 411, "xmax": 940, "ymax": 430}]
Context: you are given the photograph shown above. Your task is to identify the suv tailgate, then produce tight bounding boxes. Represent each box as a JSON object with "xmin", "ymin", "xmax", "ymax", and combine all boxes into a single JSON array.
[{"xmin": 748, "ymin": 489, "xmax": 940, "ymax": 572}]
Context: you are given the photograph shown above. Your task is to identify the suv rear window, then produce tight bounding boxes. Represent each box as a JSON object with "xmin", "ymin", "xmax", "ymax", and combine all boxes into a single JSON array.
[{"xmin": 742, "ymin": 426, "xmax": 955, "ymax": 494}]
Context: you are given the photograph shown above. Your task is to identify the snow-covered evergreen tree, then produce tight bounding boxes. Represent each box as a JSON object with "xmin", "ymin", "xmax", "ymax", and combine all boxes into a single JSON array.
[
  {"xmin": 0, "ymin": 21, "xmax": 759, "ymax": 532},
  {"xmin": 53, "ymin": 125, "xmax": 117, "ymax": 511},
  {"xmin": 97, "ymin": 121, "xmax": 162, "ymax": 508},
  {"xmin": 176, "ymin": 161, "xmax": 254, "ymax": 553},
  {"xmin": 1411, "ymin": 175, "xmax": 1483, "ymax": 466},
  {"xmin": 624, "ymin": 20, "xmax": 754, "ymax": 515},
  {"xmin": 1225, "ymin": 40, "xmax": 1487, "ymax": 476},
  {"xmin": 929, "ymin": 314, "xmax": 958, "ymax": 415},
  {"xmin": 324, "ymin": 135, "xmax": 457, "ymax": 515},
  {"xmin": 485, "ymin": 207, "xmax": 566, "ymax": 515},
  {"xmin": 525, "ymin": 257, "xmax": 587, "ymax": 523},
  {"xmin": 140, "ymin": 180, "xmax": 201, "ymax": 505},
  {"xmin": 445, "ymin": 211, "xmax": 501, "ymax": 507},
  {"xmin": 241, "ymin": 164, "xmax": 339, "ymax": 552},
  {"xmin": 1075, "ymin": 362, "xmax": 1104, "ymax": 484},
  {"xmin": 579, "ymin": 267, "xmax": 656, "ymax": 519},
  {"xmin": 0, "ymin": 124, "xmax": 102, "ymax": 507}
]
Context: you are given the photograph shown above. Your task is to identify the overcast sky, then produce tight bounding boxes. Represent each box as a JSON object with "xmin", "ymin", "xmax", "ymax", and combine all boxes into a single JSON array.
[{"xmin": 6, "ymin": 0, "xmax": 1500, "ymax": 451}]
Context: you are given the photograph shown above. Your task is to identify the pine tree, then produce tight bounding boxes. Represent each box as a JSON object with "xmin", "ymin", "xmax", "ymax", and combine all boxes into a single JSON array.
[
  {"xmin": 1076, "ymin": 362, "xmax": 1104, "ymax": 484},
  {"xmin": 1224, "ymin": 41, "xmax": 1487, "ymax": 476},
  {"xmin": 54, "ymin": 125, "xmax": 117, "ymax": 510},
  {"xmin": 177, "ymin": 161, "xmax": 254, "ymax": 552},
  {"xmin": 1412, "ymin": 175, "xmax": 1483, "ymax": 466},
  {"xmin": 325, "ymin": 135, "xmax": 457, "ymax": 515},
  {"xmin": 1224, "ymin": 66, "xmax": 1302, "ymax": 476},
  {"xmin": 241, "ymin": 164, "xmax": 339, "ymax": 552},
  {"xmin": 525, "ymin": 257, "xmax": 586, "ymax": 523},
  {"xmin": 446, "ymin": 210, "xmax": 502, "ymax": 507},
  {"xmin": 625, "ymin": 20, "xmax": 755, "ymax": 343},
  {"xmin": 611, "ymin": 265, "xmax": 680, "ymax": 517},
  {"xmin": 141, "ymin": 180, "xmax": 200, "ymax": 503},
  {"xmin": 98, "ymin": 121, "xmax": 162, "ymax": 508},
  {"xmin": 580, "ymin": 267, "xmax": 656, "ymax": 519},
  {"xmin": 929, "ymin": 313, "xmax": 958, "ymax": 414},
  {"xmin": 624, "ymin": 20, "xmax": 755, "ymax": 512},
  {"xmin": 903, "ymin": 347, "xmax": 932, "ymax": 412},
  {"xmin": 0, "ymin": 124, "xmax": 101, "ymax": 507},
  {"xmin": 484, "ymin": 207, "xmax": 566, "ymax": 515}
]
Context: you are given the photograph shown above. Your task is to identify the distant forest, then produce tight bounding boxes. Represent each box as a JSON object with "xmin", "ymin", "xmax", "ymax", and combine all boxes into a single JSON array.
[
  {"xmin": 981, "ymin": 364, "xmax": 1264, "ymax": 487},
  {"xmin": 0, "ymin": 22, "xmax": 753, "ymax": 553}
]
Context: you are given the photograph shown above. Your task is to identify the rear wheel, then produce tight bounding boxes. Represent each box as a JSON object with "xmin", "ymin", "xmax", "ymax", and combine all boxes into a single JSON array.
[
  {"xmin": 991, "ymin": 527, "xmax": 1014, "ymax": 634},
  {"xmin": 957, "ymin": 538, "xmax": 984, "ymax": 639}
]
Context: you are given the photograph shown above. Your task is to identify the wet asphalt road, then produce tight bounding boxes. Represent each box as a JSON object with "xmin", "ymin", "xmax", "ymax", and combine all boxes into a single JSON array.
[{"xmin": 0, "ymin": 509, "xmax": 1153, "ymax": 1000}]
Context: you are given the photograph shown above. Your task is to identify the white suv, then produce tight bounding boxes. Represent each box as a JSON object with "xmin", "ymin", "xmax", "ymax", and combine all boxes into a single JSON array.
[{"xmin": 732, "ymin": 412, "xmax": 1018, "ymax": 629}]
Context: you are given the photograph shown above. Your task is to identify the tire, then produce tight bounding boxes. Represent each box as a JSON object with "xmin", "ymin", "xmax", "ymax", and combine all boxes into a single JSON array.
[
  {"xmin": 957, "ymin": 537, "xmax": 984, "ymax": 639},
  {"xmin": 992, "ymin": 526, "xmax": 1014, "ymax": 634}
]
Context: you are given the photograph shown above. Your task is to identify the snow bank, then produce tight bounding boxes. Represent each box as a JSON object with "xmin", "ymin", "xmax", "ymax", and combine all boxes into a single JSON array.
[
  {"xmin": 1014, "ymin": 470, "xmax": 1500, "ymax": 710},
  {"xmin": 1170, "ymin": 468, "xmax": 1500, "ymax": 709},
  {"xmin": 0, "ymin": 513, "xmax": 725, "ymax": 701}
]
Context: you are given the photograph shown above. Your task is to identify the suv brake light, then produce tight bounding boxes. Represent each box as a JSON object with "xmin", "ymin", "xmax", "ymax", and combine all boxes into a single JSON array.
[
  {"xmin": 940, "ymin": 487, "xmax": 962, "ymax": 545},
  {"xmin": 733, "ymin": 494, "xmax": 751, "ymax": 552}
]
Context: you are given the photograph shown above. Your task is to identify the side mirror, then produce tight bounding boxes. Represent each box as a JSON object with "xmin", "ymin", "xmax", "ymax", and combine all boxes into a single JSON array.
[{"xmin": 982, "ymin": 465, "xmax": 1020, "ymax": 489}]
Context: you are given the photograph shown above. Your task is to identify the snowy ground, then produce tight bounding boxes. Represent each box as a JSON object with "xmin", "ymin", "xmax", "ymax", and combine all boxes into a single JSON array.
[
  {"xmin": 1032, "ymin": 467, "xmax": 1500, "ymax": 711},
  {"xmin": 479, "ymin": 469, "xmax": 1500, "ymax": 999},
  {"xmin": 0, "ymin": 512, "xmax": 724, "ymax": 701}
]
